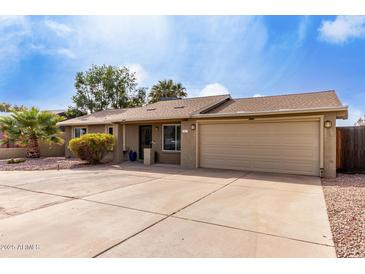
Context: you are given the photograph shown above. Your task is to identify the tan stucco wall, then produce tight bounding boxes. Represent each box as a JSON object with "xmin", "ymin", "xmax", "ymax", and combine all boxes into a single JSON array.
[
  {"xmin": 64, "ymin": 126, "xmax": 72, "ymax": 157},
  {"xmin": 181, "ymin": 119, "xmax": 197, "ymax": 168},
  {"xmin": 124, "ymin": 124, "xmax": 139, "ymax": 160},
  {"xmin": 0, "ymin": 138, "xmax": 65, "ymax": 160},
  {"xmin": 323, "ymin": 113, "xmax": 337, "ymax": 178},
  {"xmin": 123, "ymin": 123, "xmax": 180, "ymax": 165},
  {"xmin": 88, "ymin": 124, "xmax": 105, "ymax": 134},
  {"xmin": 0, "ymin": 148, "xmax": 26, "ymax": 159},
  {"xmin": 113, "ymin": 124, "xmax": 123, "ymax": 164},
  {"xmin": 39, "ymin": 141, "xmax": 65, "ymax": 157}
]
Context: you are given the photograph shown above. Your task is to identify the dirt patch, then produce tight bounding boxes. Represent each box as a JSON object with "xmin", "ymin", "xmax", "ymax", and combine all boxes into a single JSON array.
[
  {"xmin": 322, "ymin": 174, "xmax": 365, "ymax": 258},
  {"xmin": 0, "ymin": 157, "xmax": 92, "ymax": 171}
]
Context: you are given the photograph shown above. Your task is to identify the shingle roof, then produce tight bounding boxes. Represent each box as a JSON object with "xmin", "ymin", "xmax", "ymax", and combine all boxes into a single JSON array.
[
  {"xmin": 58, "ymin": 94, "xmax": 230, "ymax": 126},
  {"xmin": 58, "ymin": 90, "xmax": 347, "ymax": 126},
  {"xmin": 202, "ymin": 90, "xmax": 344, "ymax": 115}
]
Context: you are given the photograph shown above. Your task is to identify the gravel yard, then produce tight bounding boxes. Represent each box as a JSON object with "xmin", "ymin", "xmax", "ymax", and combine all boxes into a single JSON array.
[
  {"xmin": 322, "ymin": 174, "xmax": 365, "ymax": 258},
  {"xmin": 0, "ymin": 157, "xmax": 90, "ymax": 171}
]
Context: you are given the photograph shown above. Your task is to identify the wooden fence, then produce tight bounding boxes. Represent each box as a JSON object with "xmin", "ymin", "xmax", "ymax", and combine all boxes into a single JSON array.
[{"xmin": 337, "ymin": 126, "xmax": 365, "ymax": 173}]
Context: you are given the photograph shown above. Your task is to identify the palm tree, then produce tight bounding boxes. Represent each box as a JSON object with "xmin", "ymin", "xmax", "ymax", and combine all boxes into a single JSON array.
[
  {"xmin": 148, "ymin": 80, "xmax": 187, "ymax": 103},
  {"xmin": 0, "ymin": 108, "xmax": 64, "ymax": 158}
]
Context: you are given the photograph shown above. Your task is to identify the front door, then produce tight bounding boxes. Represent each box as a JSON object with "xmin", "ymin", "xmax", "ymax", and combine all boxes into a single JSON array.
[{"xmin": 139, "ymin": 125, "xmax": 152, "ymax": 159}]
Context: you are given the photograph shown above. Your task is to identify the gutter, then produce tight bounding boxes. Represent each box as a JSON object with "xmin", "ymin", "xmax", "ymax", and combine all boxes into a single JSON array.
[
  {"xmin": 57, "ymin": 116, "xmax": 190, "ymax": 126},
  {"xmin": 58, "ymin": 121, "xmax": 113, "ymax": 126},
  {"xmin": 192, "ymin": 106, "xmax": 349, "ymax": 119}
]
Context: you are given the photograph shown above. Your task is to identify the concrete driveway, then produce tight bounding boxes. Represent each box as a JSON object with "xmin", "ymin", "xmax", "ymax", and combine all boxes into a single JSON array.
[{"xmin": 0, "ymin": 163, "xmax": 335, "ymax": 257}]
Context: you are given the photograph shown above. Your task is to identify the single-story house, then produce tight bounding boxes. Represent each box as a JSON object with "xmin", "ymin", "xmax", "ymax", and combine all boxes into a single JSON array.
[{"xmin": 58, "ymin": 90, "xmax": 348, "ymax": 178}]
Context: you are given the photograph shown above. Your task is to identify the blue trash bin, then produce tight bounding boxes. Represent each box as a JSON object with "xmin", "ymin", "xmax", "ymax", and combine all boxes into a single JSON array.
[{"xmin": 129, "ymin": 150, "xmax": 137, "ymax": 161}]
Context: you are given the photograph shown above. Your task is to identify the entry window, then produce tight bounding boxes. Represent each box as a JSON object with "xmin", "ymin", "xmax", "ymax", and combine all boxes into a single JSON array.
[
  {"xmin": 163, "ymin": 124, "xmax": 181, "ymax": 151},
  {"xmin": 74, "ymin": 127, "xmax": 87, "ymax": 138},
  {"xmin": 107, "ymin": 126, "xmax": 114, "ymax": 135}
]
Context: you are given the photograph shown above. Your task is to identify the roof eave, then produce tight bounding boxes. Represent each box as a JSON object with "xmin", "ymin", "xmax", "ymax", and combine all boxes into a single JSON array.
[
  {"xmin": 57, "ymin": 106, "xmax": 349, "ymax": 126},
  {"xmin": 57, "ymin": 116, "xmax": 192, "ymax": 126},
  {"xmin": 109, "ymin": 115, "xmax": 191, "ymax": 124},
  {"xmin": 57, "ymin": 120, "xmax": 113, "ymax": 126},
  {"xmin": 192, "ymin": 106, "xmax": 349, "ymax": 119}
]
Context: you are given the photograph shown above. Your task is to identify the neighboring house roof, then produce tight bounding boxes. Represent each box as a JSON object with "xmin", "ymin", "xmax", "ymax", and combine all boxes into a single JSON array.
[
  {"xmin": 0, "ymin": 109, "xmax": 66, "ymax": 117},
  {"xmin": 58, "ymin": 94, "xmax": 230, "ymax": 126},
  {"xmin": 57, "ymin": 90, "xmax": 348, "ymax": 126},
  {"xmin": 45, "ymin": 109, "xmax": 67, "ymax": 115}
]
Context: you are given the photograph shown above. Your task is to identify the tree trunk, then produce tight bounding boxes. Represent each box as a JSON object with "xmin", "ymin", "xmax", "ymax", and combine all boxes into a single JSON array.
[{"xmin": 26, "ymin": 137, "xmax": 40, "ymax": 158}]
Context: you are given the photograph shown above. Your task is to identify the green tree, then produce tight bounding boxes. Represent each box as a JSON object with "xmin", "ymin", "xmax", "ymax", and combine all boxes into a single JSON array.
[
  {"xmin": 148, "ymin": 79, "xmax": 187, "ymax": 103},
  {"xmin": 64, "ymin": 106, "xmax": 87, "ymax": 119},
  {"xmin": 0, "ymin": 108, "xmax": 64, "ymax": 158},
  {"xmin": 69, "ymin": 65, "xmax": 146, "ymax": 116},
  {"xmin": 0, "ymin": 102, "xmax": 27, "ymax": 112},
  {"xmin": 355, "ymin": 116, "xmax": 365, "ymax": 126}
]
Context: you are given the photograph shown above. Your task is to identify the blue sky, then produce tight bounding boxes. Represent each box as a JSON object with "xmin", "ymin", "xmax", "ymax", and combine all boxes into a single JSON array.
[{"xmin": 0, "ymin": 15, "xmax": 364, "ymax": 125}]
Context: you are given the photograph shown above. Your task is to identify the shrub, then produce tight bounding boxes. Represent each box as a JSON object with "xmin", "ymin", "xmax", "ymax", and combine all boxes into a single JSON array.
[
  {"xmin": 68, "ymin": 133, "xmax": 114, "ymax": 164},
  {"xmin": 7, "ymin": 158, "xmax": 26, "ymax": 164}
]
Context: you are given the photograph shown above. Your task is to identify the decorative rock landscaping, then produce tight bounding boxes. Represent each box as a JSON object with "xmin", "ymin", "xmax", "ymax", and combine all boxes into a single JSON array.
[
  {"xmin": 0, "ymin": 157, "xmax": 90, "ymax": 171},
  {"xmin": 322, "ymin": 174, "xmax": 365, "ymax": 258}
]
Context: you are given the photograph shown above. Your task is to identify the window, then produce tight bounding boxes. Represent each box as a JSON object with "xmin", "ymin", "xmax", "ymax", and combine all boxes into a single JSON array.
[
  {"xmin": 74, "ymin": 127, "xmax": 87, "ymax": 138},
  {"xmin": 162, "ymin": 124, "xmax": 181, "ymax": 151},
  {"xmin": 107, "ymin": 126, "xmax": 113, "ymax": 135}
]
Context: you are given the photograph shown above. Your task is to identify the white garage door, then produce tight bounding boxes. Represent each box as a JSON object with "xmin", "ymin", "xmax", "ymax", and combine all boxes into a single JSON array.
[{"xmin": 199, "ymin": 120, "xmax": 320, "ymax": 176}]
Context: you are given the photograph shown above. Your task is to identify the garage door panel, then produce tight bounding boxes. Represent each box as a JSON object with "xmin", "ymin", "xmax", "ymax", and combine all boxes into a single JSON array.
[
  {"xmin": 199, "ymin": 158, "xmax": 318, "ymax": 176},
  {"xmin": 201, "ymin": 145, "xmax": 317, "ymax": 157},
  {"xmin": 203, "ymin": 135, "xmax": 318, "ymax": 145},
  {"xmin": 201, "ymin": 151, "xmax": 318, "ymax": 163},
  {"xmin": 199, "ymin": 121, "xmax": 320, "ymax": 176},
  {"xmin": 201, "ymin": 144, "xmax": 318, "ymax": 155}
]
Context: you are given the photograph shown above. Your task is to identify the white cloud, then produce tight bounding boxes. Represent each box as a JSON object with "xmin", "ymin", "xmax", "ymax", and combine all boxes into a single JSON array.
[
  {"xmin": 0, "ymin": 18, "xmax": 76, "ymax": 60},
  {"xmin": 318, "ymin": 16, "xmax": 365, "ymax": 44},
  {"xmin": 44, "ymin": 19, "xmax": 73, "ymax": 37},
  {"xmin": 253, "ymin": 93, "xmax": 263, "ymax": 97},
  {"xmin": 65, "ymin": 16, "xmax": 170, "ymax": 65},
  {"xmin": 125, "ymin": 63, "xmax": 149, "ymax": 85},
  {"xmin": 199, "ymin": 83, "xmax": 229, "ymax": 97},
  {"xmin": 296, "ymin": 16, "xmax": 310, "ymax": 46},
  {"xmin": 3, "ymin": 16, "xmax": 170, "ymax": 63},
  {"xmin": 0, "ymin": 16, "xmax": 31, "ymax": 85},
  {"xmin": 337, "ymin": 105, "xmax": 364, "ymax": 126},
  {"xmin": 56, "ymin": 48, "xmax": 76, "ymax": 59},
  {"xmin": 196, "ymin": 17, "xmax": 268, "ymax": 92}
]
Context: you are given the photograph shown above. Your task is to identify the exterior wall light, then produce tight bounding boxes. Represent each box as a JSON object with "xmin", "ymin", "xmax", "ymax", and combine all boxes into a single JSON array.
[
  {"xmin": 324, "ymin": 120, "xmax": 332, "ymax": 128},
  {"xmin": 191, "ymin": 124, "xmax": 196, "ymax": 130},
  {"xmin": 154, "ymin": 126, "xmax": 159, "ymax": 131}
]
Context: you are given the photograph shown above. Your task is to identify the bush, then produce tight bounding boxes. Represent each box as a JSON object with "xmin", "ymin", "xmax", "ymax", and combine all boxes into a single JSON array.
[
  {"xmin": 68, "ymin": 133, "xmax": 114, "ymax": 164},
  {"xmin": 7, "ymin": 158, "xmax": 26, "ymax": 164}
]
